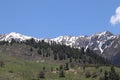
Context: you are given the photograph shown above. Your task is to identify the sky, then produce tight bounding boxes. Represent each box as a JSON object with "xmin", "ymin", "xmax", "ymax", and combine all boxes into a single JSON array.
[{"xmin": 0, "ymin": 0, "xmax": 120, "ymax": 38}]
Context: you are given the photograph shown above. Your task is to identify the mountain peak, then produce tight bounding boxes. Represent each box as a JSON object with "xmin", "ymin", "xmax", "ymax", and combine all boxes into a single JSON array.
[
  {"xmin": 8, "ymin": 32, "xmax": 19, "ymax": 34},
  {"xmin": 0, "ymin": 32, "xmax": 32, "ymax": 42},
  {"xmin": 7, "ymin": 32, "xmax": 23, "ymax": 37},
  {"xmin": 102, "ymin": 30, "xmax": 113, "ymax": 35},
  {"xmin": 94, "ymin": 31, "xmax": 113, "ymax": 37}
]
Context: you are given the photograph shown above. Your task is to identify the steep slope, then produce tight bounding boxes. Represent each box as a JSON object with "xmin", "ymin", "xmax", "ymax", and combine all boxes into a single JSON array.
[{"xmin": 51, "ymin": 31, "xmax": 116, "ymax": 54}]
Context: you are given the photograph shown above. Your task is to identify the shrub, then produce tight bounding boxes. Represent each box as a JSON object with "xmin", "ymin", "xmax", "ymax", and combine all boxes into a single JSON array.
[
  {"xmin": 8, "ymin": 70, "xmax": 13, "ymax": 73},
  {"xmin": 59, "ymin": 70, "xmax": 65, "ymax": 78},
  {"xmin": 38, "ymin": 71, "xmax": 45, "ymax": 79},
  {"xmin": 99, "ymin": 76, "xmax": 104, "ymax": 80},
  {"xmin": 85, "ymin": 71, "xmax": 91, "ymax": 78},
  {"xmin": 100, "ymin": 68, "xmax": 103, "ymax": 73},
  {"xmin": 0, "ymin": 61, "xmax": 5, "ymax": 67},
  {"xmin": 92, "ymin": 72, "xmax": 97, "ymax": 78}
]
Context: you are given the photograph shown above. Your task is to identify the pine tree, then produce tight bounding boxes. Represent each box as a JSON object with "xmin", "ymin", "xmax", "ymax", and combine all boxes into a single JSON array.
[
  {"xmin": 0, "ymin": 61, "xmax": 4, "ymax": 68},
  {"xmin": 53, "ymin": 53, "xmax": 58, "ymax": 60},
  {"xmin": 30, "ymin": 47, "xmax": 33, "ymax": 52},
  {"xmin": 64, "ymin": 63, "xmax": 69, "ymax": 70},
  {"xmin": 59, "ymin": 65, "xmax": 65, "ymax": 78},
  {"xmin": 69, "ymin": 57, "xmax": 72, "ymax": 63},
  {"xmin": 37, "ymin": 48, "xmax": 42, "ymax": 55},
  {"xmin": 43, "ymin": 66, "xmax": 46, "ymax": 71},
  {"xmin": 104, "ymin": 70, "xmax": 108, "ymax": 80}
]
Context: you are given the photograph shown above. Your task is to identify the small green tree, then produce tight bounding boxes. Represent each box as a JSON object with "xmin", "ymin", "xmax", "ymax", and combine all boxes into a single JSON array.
[
  {"xmin": 83, "ymin": 65, "xmax": 86, "ymax": 71},
  {"xmin": 43, "ymin": 66, "xmax": 46, "ymax": 71},
  {"xmin": 10, "ymin": 39, "xmax": 16, "ymax": 45},
  {"xmin": 100, "ymin": 68, "xmax": 103, "ymax": 73},
  {"xmin": 37, "ymin": 49, "xmax": 42, "ymax": 55},
  {"xmin": 38, "ymin": 71, "xmax": 45, "ymax": 79},
  {"xmin": 53, "ymin": 54, "xmax": 57, "ymax": 60},
  {"xmin": 69, "ymin": 57, "xmax": 72, "ymax": 63},
  {"xmin": 59, "ymin": 65, "xmax": 65, "ymax": 78},
  {"xmin": 64, "ymin": 63, "xmax": 69, "ymax": 70},
  {"xmin": 51, "ymin": 67, "xmax": 53, "ymax": 72},
  {"xmin": 59, "ymin": 70, "xmax": 65, "ymax": 78},
  {"xmin": 85, "ymin": 70, "xmax": 91, "ymax": 78},
  {"xmin": 60, "ymin": 65, "xmax": 63, "ymax": 70},
  {"xmin": 0, "ymin": 61, "xmax": 5, "ymax": 67},
  {"xmin": 30, "ymin": 48, "xmax": 33, "ymax": 52},
  {"xmin": 104, "ymin": 70, "xmax": 108, "ymax": 80}
]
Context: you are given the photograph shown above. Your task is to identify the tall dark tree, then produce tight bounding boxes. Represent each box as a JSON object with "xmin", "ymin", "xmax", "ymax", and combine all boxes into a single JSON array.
[
  {"xmin": 53, "ymin": 53, "xmax": 58, "ymax": 60},
  {"xmin": 30, "ymin": 47, "xmax": 33, "ymax": 52},
  {"xmin": 69, "ymin": 57, "xmax": 72, "ymax": 63},
  {"xmin": 59, "ymin": 65, "xmax": 65, "ymax": 78},
  {"xmin": 37, "ymin": 48, "xmax": 42, "ymax": 55},
  {"xmin": 64, "ymin": 63, "xmax": 69, "ymax": 70},
  {"xmin": 104, "ymin": 70, "xmax": 108, "ymax": 80},
  {"xmin": 10, "ymin": 38, "xmax": 16, "ymax": 45}
]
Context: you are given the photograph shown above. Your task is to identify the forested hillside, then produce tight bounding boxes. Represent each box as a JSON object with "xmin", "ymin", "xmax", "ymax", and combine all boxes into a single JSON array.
[
  {"xmin": 0, "ymin": 38, "xmax": 115, "ymax": 80},
  {"xmin": 1, "ymin": 38, "xmax": 109, "ymax": 65}
]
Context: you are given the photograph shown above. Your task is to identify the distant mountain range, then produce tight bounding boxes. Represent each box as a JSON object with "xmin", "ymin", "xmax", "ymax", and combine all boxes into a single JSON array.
[{"xmin": 0, "ymin": 31, "xmax": 120, "ymax": 65}]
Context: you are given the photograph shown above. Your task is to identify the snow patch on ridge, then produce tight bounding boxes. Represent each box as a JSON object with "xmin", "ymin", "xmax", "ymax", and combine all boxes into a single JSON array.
[{"xmin": 98, "ymin": 42, "xmax": 104, "ymax": 54}]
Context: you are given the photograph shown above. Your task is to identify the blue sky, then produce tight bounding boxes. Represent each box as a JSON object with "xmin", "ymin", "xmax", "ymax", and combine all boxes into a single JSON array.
[{"xmin": 0, "ymin": 0, "xmax": 120, "ymax": 38}]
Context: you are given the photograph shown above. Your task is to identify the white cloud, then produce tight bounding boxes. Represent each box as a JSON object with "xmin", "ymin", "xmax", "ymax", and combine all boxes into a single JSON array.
[{"xmin": 110, "ymin": 6, "xmax": 120, "ymax": 25}]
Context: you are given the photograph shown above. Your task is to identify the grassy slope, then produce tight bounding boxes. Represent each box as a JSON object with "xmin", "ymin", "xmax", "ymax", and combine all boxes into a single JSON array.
[
  {"xmin": 0, "ymin": 44, "xmax": 120, "ymax": 80},
  {"xmin": 0, "ymin": 52, "xmax": 120, "ymax": 80}
]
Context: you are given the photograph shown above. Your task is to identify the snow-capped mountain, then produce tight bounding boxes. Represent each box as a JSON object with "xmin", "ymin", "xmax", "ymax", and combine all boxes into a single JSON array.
[
  {"xmin": 0, "ymin": 32, "xmax": 40, "ymax": 42},
  {"xmin": 51, "ymin": 31, "xmax": 120, "ymax": 65},
  {"xmin": 51, "ymin": 31, "xmax": 116, "ymax": 53},
  {"xmin": 0, "ymin": 31, "xmax": 120, "ymax": 65},
  {"xmin": 0, "ymin": 31, "xmax": 119, "ymax": 54}
]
